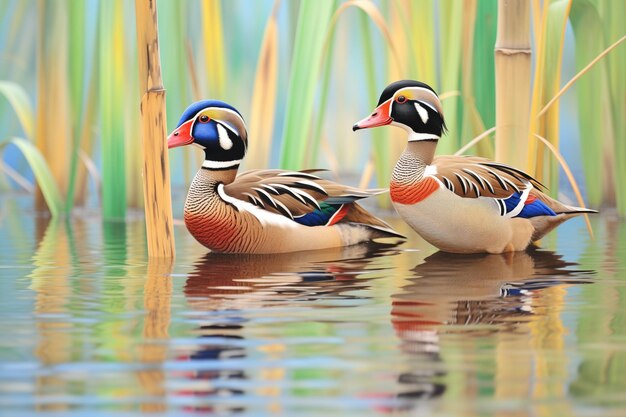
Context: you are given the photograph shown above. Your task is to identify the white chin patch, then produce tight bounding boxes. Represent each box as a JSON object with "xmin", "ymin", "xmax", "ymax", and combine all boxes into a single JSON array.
[
  {"xmin": 217, "ymin": 123, "xmax": 233, "ymax": 150},
  {"xmin": 414, "ymin": 102, "xmax": 429, "ymax": 124}
]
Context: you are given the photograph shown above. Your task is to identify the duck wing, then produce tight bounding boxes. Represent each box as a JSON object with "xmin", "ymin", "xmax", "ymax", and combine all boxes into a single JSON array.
[
  {"xmin": 431, "ymin": 155, "xmax": 545, "ymax": 199},
  {"xmin": 224, "ymin": 169, "xmax": 386, "ymax": 222}
]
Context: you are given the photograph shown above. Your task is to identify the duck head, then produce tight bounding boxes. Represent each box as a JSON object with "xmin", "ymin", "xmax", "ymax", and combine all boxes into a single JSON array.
[
  {"xmin": 353, "ymin": 80, "xmax": 446, "ymax": 141},
  {"xmin": 168, "ymin": 100, "xmax": 248, "ymax": 169}
]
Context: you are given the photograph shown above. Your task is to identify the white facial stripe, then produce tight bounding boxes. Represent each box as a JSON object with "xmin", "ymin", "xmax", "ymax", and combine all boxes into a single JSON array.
[
  {"xmin": 202, "ymin": 159, "xmax": 242, "ymax": 169},
  {"xmin": 193, "ymin": 107, "xmax": 246, "ymax": 136},
  {"xmin": 414, "ymin": 102, "xmax": 429, "ymax": 124},
  {"xmin": 401, "ymin": 87, "xmax": 440, "ymax": 104},
  {"xmin": 408, "ymin": 132, "xmax": 441, "ymax": 141},
  {"xmin": 216, "ymin": 123, "xmax": 233, "ymax": 150}
]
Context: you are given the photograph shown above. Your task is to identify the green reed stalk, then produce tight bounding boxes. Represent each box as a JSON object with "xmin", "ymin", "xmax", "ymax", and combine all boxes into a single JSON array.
[
  {"xmin": 279, "ymin": 0, "xmax": 335, "ymax": 170},
  {"xmin": 593, "ymin": 0, "xmax": 626, "ymax": 215},
  {"xmin": 569, "ymin": 0, "xmax": 614, "ymax": 208},
  {"xmin": 472, "ymin": 0, "xmax": 497, "ymax": 134},
  {"xmin": 528, "ymin": 0, "xmax": 570, "ymax": 191},
  {"xmin": 437, "ymin": 0, "xmax": 464, "ymax": 155},
  {"xmin": 66, "ymin": 0, "xmax": 87, "ymax": 210},
  {"xmin": 1, "ymin": 138, "xmax": 64, "ymax": 217},
  {"xmin": 359, "ymin": 13, "xmax": 390, "ymax": 190},
  {"xmin": 36, "ymin": 0, "xmax": 70, "ymax": 213},
  {"xmin": 99, "ymin": 0, "xmax": 126, "ymax": 220}
]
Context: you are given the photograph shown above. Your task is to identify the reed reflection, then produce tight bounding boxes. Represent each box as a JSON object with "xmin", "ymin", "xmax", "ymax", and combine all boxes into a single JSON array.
[
  {"xmin": 391, "ymin": 249, "xmax": 592, "ymax": 412},
  {"xmin": 177, "ymin": 243, "xmax": 398, "ymax": 414}
]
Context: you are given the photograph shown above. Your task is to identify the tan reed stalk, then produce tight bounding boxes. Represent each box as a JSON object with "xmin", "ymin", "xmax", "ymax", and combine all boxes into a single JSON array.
[
  {"xmin": 35, "ymin": 0, "xmax": 70, "ymax": 213},
  {"xmin": 494, "ymin": 0, "xmax": 532, "ymax": 169},
  {"xmin": 135, "ymin": 0, "xmax": 175, "ymax": 259},
  {"xmin": 246, "ymin": 0, "xmax": 280, "ymax": 169}
]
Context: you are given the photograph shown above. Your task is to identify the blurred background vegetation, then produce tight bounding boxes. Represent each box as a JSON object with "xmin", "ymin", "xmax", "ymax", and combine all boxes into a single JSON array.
[{"xmin": 0, "ymin": 0, "xmax": 624, "ymax": 221}]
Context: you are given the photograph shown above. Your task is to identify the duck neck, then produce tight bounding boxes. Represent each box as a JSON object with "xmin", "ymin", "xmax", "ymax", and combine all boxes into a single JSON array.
[
  {"xmin": 188, "ymin": 164, "xmax": 239, "ymax": 198},
  {"xmin": 392, "ymin": 138, "xmax": 439, "ymax": 184}
]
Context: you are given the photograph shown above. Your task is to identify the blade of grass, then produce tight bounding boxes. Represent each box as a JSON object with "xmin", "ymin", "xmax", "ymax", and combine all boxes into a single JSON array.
[
  {"xmin": 528, "ymin": 0, "xmax": 571, "ymax": 191},
  {"xmin": 99, "ymin": 0, "xmax": 126, "ymax": 219},
  {"xmin": 0, "ymin": 81, "xmax": 34, "ymax": 138},
  {"xmin": 246, "ymin": 0, "xmax": 280, "ymax": 170},
  {"xmin": 569, "ymin": 0, "xmax": 616, "ymax": 208},
  {"xmin": 201, "ymin": 0, "xmax": 226, "ymax": 98},
  {"xmin": 36, "ymin": 0, "xmax": 70, "ymax": 209},
  {"xmin": 0, "ymin": 159, "xmax": 34, "ymax": 192},
  {"xmin": 279, "ymin": 0, "xmax": 335, "ymax": 169},
  {"xmin": 437, "ymin": 0, "xmax": 464, "ymax": 155},
  {"xmin": 472, "ymin": 0, "xmax": 497, "ymax": 138},
  {"xmin": 66, "ymin": 1, "xmax": 98, "ymax": 210},
  {"xmin": 1, "ymin": 137, "xmax": 64, "ymax": 216},
  {"xmin": 534, "ymin": 133, "xmax": 593, "ymax": 236}
]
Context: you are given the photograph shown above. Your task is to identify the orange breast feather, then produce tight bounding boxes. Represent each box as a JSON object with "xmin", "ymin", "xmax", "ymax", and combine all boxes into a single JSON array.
[{"xmin": 390, "ymin": 176, "xmax": 439, "ymax": 205}]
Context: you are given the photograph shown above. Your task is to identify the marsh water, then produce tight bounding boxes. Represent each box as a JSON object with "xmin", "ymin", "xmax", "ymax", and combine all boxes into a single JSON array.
[{"xmin": 1, "ymin": 194, "xmax": 625, "ymax": 417}]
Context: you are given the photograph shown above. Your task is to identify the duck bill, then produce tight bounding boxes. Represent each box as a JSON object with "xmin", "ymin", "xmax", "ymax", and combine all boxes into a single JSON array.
[
  {"xmin": 167, "ymin": 119, "xmax": 194, "ymax": 148},
  {"xmin": 352, "ymin": 99, "xmax": 393, "ymax": 131}
]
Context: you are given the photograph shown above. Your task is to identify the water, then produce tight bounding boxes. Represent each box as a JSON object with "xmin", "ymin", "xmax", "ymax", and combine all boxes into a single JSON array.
[{"xmin": 1, "ymin": 195, "xmax": 625, "ymax": 416}]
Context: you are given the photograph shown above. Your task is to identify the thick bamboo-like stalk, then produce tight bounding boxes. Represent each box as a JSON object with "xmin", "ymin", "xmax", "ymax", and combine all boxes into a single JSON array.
[
  {"xmin": 494, "ymin": 0, "xmax": 531, "ymax": 169},
  {"xmin": 138, "ymin": 259, "xmax": 172, "ymax": 412},
  {"xmin": 135, "ymin": 0, "xmax": 175, "ymax": 259}
]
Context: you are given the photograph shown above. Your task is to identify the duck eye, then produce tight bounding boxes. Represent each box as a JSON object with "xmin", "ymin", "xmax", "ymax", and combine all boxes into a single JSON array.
[
  {"xmin": 198, "ymin": 115, "xmax": 210, "ymax": 123},
  {"xmin": 396, "ymin": 95, "xmax": 407, "ymax": 103}
]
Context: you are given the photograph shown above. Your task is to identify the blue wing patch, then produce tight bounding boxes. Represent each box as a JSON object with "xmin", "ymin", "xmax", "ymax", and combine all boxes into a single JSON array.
[
  {"xmin": 500, "ymin": 192, "xmax": 557, "ymax": 218},
  {"xmin": 294, "ymin": 203, "xmax": 344, "ymax": 226}
]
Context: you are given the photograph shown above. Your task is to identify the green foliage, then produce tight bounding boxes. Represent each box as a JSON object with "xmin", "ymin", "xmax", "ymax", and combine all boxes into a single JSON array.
[
  {"xmin": 0, "ymin": 81, "xmax": 34, "ymax": 138},
  {"xmin": 1, "ymin": 137, "xmax": 64, "ymax": 216},
  {"xmin": 279, "ymin": 0, "xmax": 335, "ymax": 170},
  {"xmin": 99, "ymin": 0, "xmax": 127, "ymax": 220}
]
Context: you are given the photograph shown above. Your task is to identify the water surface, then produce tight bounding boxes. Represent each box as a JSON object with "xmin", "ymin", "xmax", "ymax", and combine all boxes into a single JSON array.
[{"xmin": 1, "ymin": 195, "xmax": 625, "ymax": 416}]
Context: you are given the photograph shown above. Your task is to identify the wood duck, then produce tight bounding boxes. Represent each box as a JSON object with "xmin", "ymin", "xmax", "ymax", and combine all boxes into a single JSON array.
[
  {"xmin": 168, "ymin": 100, "xmax": 404, "ymax": 254},
  {"xmin": 353, "ymin": 80, "xmax": 596, "ymax": 254}
]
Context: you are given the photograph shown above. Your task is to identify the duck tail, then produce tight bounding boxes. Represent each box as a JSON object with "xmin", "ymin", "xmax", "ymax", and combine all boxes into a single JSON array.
[{"xmin": 341, "ymin": 202, "xmax": 406, "ymax": 240}]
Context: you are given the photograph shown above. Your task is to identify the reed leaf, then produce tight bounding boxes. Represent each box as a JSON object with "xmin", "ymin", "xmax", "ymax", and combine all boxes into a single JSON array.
[
  {"xmin": 0, "ymin": 81, "xmax": 34, "ymax": 138},
  {"xmin": 437, "ymin": 0, "xmax": 464, "ymax": 154},
  {"xmin": 472, "ymin": 0, "xmax": 497, "ymax": 137},
  {"xmin": 569, "ymin": 0, "xmax": 615, "ymax": 208},
  {"xmin": 1, "ymin": 137, "xmax": 64, "ymax": 216},
  {"xmin": 279, "ymin": 0, "xmax": 334, "ymax": 170},
  {"xmin": 534, "ymin": 133, "xmax": 593, "ymax": 236},
  {"xmin": 66, "ymin": 1, "xmax": 98, "ymax": 210},
  {"xmin": 407, "ymin": 0, "xmax": 437, "ymax": 85},
  {"xmin": 99, "ymin": 0, "xmax": 126, "ymax": 219},
  {"xmin": 36, "ymin": 0, "xmax": 70, "ymax": 210},
  {"xmin": 528, "ymin": 0, "xmax": 571, "ymax": 191},
  {"xmin": 201, "ymin": 0, "xmax": 226, "ymax": 98},
  {"xmin": 246, "ymin": 0, "xmax": 280, "ymax": 170}
]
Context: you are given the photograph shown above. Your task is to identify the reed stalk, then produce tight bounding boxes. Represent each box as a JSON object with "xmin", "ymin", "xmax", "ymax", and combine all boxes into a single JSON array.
[
  {"xmin": 201, "ymin": 0, "xmax": 226, "ymax": 98},
  {"xmin": 246, "ymin": 0, "xmax": 280, "ymax": 169},
  {"xmin": 528, "ymin": 0, "xmax": 571, "ymax": 191},
  {"xmin": 36, "ymin": 0, "xmax": 70, "ymax": 213},
  {"xmin": 494, "ymin": 0, "xmax": 532, "ymax": 169},
  {"xmin": 437, "ymin": 0, "xmax": 464, "ymax": 155},
  {"xmin": 279, "ymin": 0, "xmax": 335, "ymax": 170},
  {"xmin": 472, "ymin": 0, "xmax": 497, "ymax": 134},
  {"xmin": 99, "ymin": 0, "xmax": 126, "ymax": 219},
  {"xmin": 570, "ymin": 0, "xmax": 618, "ymax": 209},
  {"xmin": 135, "ymin": 0, "xmax": 175, "ymax": 259}
]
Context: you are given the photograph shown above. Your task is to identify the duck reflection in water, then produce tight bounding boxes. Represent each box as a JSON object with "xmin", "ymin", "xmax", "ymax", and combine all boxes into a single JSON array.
[
  {"xmin": 177, "ymin": 243, "xmax": 398, "ymax": 414},
  {"xmin": 390, "ymin": 249, "xmax": 592, "ymax": 410}
]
